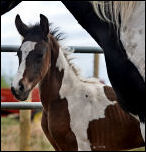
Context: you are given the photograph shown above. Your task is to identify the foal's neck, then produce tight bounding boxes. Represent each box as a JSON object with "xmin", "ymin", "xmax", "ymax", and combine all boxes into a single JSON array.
[{"xmin": 39, "ymin": 36, "xmax": 77, "ymax": 110}]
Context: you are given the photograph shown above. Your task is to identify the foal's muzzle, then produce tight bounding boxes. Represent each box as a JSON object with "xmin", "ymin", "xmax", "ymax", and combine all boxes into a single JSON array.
[{"xmin": 11, "ymin": 83, "xmax": 30, "ymax": 101}]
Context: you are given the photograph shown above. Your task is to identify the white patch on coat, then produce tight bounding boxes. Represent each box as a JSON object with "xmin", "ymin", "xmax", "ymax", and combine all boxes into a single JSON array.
[
  {"xmin": 140, "ymin": 122, "xmax": 145, "ymax": 142},
  {"xmin": 56, "ymin": 47, "xmax": 116, "ymax": 151},
  {"xmin": 120, "ymin": 1, "xmax": 145, "ymax": 80},
  {"xmin": 12, "ymin": 41, "xmax": 36, "ymax": 90}
]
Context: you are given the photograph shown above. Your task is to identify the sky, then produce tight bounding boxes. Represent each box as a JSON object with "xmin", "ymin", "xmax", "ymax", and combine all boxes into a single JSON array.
[{"xmin": 1, "ymin": 1, "xmax": 110, "ymax": 85}]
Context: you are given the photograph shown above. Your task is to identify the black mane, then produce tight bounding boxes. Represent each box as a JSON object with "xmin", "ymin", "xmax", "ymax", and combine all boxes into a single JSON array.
[{"xmin": 26, "ymin": 23, "xmax": 64, "ymax": 41}]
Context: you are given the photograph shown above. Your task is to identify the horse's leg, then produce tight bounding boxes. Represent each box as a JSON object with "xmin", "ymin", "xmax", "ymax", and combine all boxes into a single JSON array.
[{"xmin": 41, "ymin": 111, "xmax": 60, "ymax": 151}]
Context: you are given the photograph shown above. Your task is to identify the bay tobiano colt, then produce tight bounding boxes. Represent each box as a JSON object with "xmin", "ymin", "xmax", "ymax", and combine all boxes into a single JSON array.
[{"xmin": 11, "ymin": 14, "xmax": 144, "ymax": 151}]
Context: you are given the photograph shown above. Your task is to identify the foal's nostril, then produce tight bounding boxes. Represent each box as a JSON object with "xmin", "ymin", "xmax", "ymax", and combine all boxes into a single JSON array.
[{"xmin": 19, "ymin": 81, "xmax": 25, "ymax": 92}]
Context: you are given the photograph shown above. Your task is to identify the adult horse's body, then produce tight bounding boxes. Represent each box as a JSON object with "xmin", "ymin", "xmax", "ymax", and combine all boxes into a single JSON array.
[
  {"xmin": 62, "ymin": 1, "xmax": 145, "ymax": 141},
  {"xmin": 11, "ymin": 14, "xmax": 144, "ymax": 151}
]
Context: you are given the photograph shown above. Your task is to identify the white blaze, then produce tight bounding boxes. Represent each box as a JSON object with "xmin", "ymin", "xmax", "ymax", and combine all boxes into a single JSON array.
[
  {"xmin": 12, "ymin": 41, "xmax": 36, "ymax": 90},
  {"xmin": 56, "ymin": 48, "xmax": 116, "ymax": 151}
]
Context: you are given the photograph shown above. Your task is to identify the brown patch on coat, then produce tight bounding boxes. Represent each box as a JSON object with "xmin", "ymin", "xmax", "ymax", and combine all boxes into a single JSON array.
[
  {"xmin": 104, "ymin": 86, "xmax": 117, "ymax": 101},
  {"xmin": 87, "ymin": 103, "xmax": 144, "ymax": 151}
]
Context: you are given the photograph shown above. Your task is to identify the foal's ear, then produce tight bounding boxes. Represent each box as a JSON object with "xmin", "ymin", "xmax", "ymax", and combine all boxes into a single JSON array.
[
  {"xmin": 40, "ymin": 14, "xmax": 49, "ymax": 39},
  {"xmin": 15, "ymin": 14, "xmax": 29, "ymax": 37}
]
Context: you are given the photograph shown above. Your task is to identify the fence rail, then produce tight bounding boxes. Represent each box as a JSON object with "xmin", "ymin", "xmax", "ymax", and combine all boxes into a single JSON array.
[
  {"xmin": 1, "ymin": 45, "xmax": 103, "ymax": 53},
  {"xmin": 1, "ymin": 102, "xmax": 43, "ymax": 110}
]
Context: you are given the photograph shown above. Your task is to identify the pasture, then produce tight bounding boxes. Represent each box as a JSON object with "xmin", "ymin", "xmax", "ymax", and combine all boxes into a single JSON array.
[{"xmin": 1, "ymin": 115, "xmax": 145, "ymax": 151}]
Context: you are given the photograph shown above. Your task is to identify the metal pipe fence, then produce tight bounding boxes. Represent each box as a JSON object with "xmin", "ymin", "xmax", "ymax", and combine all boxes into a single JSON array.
[
  {"xmin": 1, "ymin": 45, "xmax": 103, "ymax": 53},
  {"xmin": 1, "ymin": 102, "xmax": 43, "ymax": 110}
]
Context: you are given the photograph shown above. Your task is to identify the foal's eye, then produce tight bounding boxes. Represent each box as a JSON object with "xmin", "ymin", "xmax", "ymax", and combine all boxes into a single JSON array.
[
  {"xmin": 38, "ymin": 54, "xmax": 43, "ymax": 58},
  {"xmin": 36, "ymin": 53, "xmax": 43, "ymax": 59},
  {"xmin": 35, "ymin": 53, "xmax": 44, "ymax": 62}
]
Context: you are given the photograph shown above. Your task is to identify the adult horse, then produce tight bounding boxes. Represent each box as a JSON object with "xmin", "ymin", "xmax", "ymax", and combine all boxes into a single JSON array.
[
  {"xmin": 11, "ymin": 14, "xmax": 144, "ymax": 151},
  {"xmin": 62, "ymin": 1, "xmax": 145, "ymax": 141}
]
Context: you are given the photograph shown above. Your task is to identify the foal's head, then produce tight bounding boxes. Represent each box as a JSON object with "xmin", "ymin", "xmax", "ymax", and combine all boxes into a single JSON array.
[{"xmin": 11, "ymin": 14, "xmax": 56, "ymax": 100}]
